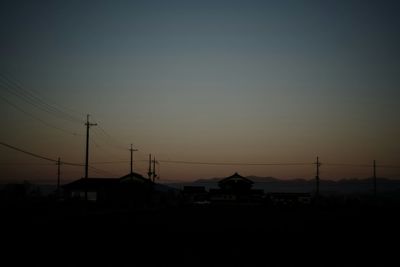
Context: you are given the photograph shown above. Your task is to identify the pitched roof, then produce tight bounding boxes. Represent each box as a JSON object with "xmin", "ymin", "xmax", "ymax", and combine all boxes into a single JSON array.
[
  {"xmin": 62, "ymin": 172, "xmax": 175, "ymax": 193},
  {"xmin": 218, "ymin": 172, "xmax": 254, "ymax": 185},
  {"xmin": 62, "ymin": 178, "xmax": 118, "ymax": 189},
  {"xmin": 119, "ymin": 172, "xmax": 149, "ymax": 183}
]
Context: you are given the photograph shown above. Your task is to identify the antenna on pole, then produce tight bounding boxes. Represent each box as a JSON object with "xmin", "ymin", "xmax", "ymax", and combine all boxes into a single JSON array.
[
  {"xmin": 129, "ymin": 144, "xmax": 138, "ymax": 174},
  {"xmin": 373, "ymin": 160, "xmax": 377, "ymax": 197},
  {"xmin": 84, "ymin": 114, "xmax": 97, "ymax": 201},
  {"xmin": 315, "ymin": 156, "xmax": 321, "ymax": 198}
]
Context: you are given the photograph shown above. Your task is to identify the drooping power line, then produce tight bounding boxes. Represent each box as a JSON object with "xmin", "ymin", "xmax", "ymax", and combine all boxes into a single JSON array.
[
  {"xmin": 157, "ymin": 160, "xmax": 313, "ymax": 166},
  {"xmin": 0, "ymin": 141, "xmax": 116, "ymax": 176},
  {"xmin": 0, "ymin": 142, "xmax": 59, "ymax": 163}
]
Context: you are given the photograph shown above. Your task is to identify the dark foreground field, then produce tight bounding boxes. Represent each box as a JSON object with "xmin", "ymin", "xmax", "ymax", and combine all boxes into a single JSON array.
[{"xmin": 1, "ymin": 200, "xmax": 399, "ymax": 267}]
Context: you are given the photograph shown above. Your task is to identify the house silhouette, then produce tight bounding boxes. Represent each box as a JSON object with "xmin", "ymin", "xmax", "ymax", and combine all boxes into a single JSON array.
[
  {"xmin": 62, "ymin": 172, "xmax": 178, "ymax": 207},
  {"xmin": 209, "ymin": 172, "xmax": 264, "ymax": 203}
]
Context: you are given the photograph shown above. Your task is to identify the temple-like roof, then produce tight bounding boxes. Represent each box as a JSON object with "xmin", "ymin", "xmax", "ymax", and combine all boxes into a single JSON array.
[
  {"xmin": 119, "ymin": 172, "xmax": 150, "ymax": 183},
  {"xmin": 218, "ymin": 172, "xmax": 254, "ymax": 185}
]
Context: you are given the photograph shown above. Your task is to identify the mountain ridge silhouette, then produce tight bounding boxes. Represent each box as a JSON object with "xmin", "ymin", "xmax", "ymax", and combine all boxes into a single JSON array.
[{"xmin": 167, "ymin": 176, "xmax": 400, "ymax": 194}]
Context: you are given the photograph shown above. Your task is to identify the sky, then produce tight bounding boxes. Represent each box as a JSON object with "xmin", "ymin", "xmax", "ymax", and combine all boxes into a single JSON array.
[{"xmin": 1, "ymin": 0, "xmax": 399, "ymax": 183}]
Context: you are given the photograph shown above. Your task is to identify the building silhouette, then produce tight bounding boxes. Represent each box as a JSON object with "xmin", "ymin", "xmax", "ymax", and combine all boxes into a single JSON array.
[
  {"xmin": 209, "ymin": 172, "xmax": 264, "ymax": 204},
  {"xmin": 62, "ymin": 172, "xmax": 178, "ymax": 207}
]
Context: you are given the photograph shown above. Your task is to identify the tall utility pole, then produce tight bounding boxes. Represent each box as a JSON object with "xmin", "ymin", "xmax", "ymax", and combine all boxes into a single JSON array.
[
  {"xmin": 315, "ymin": 156, "xmax": 321, "ymax": 197},
  {"xmin": 373, "ymin": 160, "xmax": 377, "ymax": 196},
  {"xmin": 147, "ymin": 154, "xmax": 152, "ymax": 181},
  {"xmin": 84, "ymin": 114, "xmax": 97, "ymax": 201},
  {"xmin": 57, "ymin": 157, "xmax": 61, "ymax": 198},
  {"xmin": 84, "ymin": 114, "xmax": 97, "ymax": 179},
  {"xmin": 152, "ymin": 156, "xmax": 157, "ymax": 182},
  {"xmin": 129, "ymin": 144, "xmax": 138, "ymax": 174}
]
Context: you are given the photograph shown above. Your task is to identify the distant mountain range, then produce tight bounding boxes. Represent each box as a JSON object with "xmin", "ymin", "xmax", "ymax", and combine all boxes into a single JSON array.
[
  {"xmin": 166, "ymin": 176, "xmax": 400, "ymax": 194},
  {"xmin": 2, "ymin": 176, "xmax": 400, "ymax": 196}
]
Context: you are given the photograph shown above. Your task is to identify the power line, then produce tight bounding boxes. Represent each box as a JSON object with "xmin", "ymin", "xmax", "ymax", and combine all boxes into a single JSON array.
[
  {"xmin": 90, "ymin": 135, "xmax": 127, "ymax": 161},
  {"xmin": 324, "ymin": 163, "xmax": 400, "ymax": 168},
  {"xmin": 0, "ymin": 78, "xmax": 71, "ymax": 121},
  {"xmin": 2, "ymin": 141, "xmax": 399, "ymax": 169},
  {"xmin": 0, "ymin": 141, "xmax": 116, "ymax": 176},
  {"xmin": 324, "ymin": 163, "xmax": 372, "ymax": 167},
  {"xmin": 155, "ymin": 160, "xmax": 400, "ymax": 168},
  {"xmin": 0, "ymin": 142, "xmax": 79, "ymax": 167},
  {"xmin": 0, "ymin": 95, "xmax": 82, "ymax": 136},
  {"xmin": 89, "ymin": 115, "xmax": 128, "ymax": 149},
  {"xmin": 2, "ymin": 141, "xmax": 399, "ymax": 179},
  {"xmin": 91, "ymin": 161, "xmax": 130, "ymax": 164},
  {"xmin": 90, "ymin": 132, "xmax": 124, "ymax": 160},
  {"xmin": 377, "ymin": 165, "xmax": 400, "ymax": 168},
  {"xmin": 91, "ymin": 124, "xmax": 127, "ymax": 151},
  {"xmin": 0, "ymin": 142, "xmax": 59, "ymax": 163},
  {"xmin": 0, "ymin": 162, "xmax": 54, "ymax": 166},
  {"xmin": 87, "ymin": 166, "xmax": 118, "ymax": 176},
  {"xmin": 157, "ymin": 160, "xmax": 313, "ymax": 166},
  {"xmin": 0, "ymin": 73, "xmax": 84, "ymax": 124}
]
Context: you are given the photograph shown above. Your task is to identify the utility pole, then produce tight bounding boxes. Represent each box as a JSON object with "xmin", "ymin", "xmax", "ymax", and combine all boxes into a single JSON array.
[
  {"xmin": 57, "ymin": 157, "xmax": 61, "ymax": 199},
  {"xmin": 84, "ymin": 114, "xmax": 97, "ymax": 200},
  {"xmin": 315, "ymin": 156, "xmax": 321, "ymax": 198},
  {"xmin": 152, "ymin": 156, "xmax": 157, "ymax": 182},
  {"xmin": 373, "ymin": 160, "xmax": 377, "ymax": 197},
  {"xmin": 129, "ymin": 144, "xmax": 138, "ymax": 174},
  {"xmin": 147, "ymin": 154, "xmax": 153, "ymax": 181}
]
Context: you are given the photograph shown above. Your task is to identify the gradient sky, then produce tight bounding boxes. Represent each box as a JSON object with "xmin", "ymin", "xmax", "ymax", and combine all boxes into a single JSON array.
[{"xmin": 1, "ymin": 0, "xmax": 399, "ymax": 183}]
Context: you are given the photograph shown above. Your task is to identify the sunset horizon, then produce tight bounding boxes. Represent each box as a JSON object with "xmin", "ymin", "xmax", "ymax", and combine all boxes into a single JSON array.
[{"xmin": 1, "ymin": 0, "xmax": 399, "ymax": 183}]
